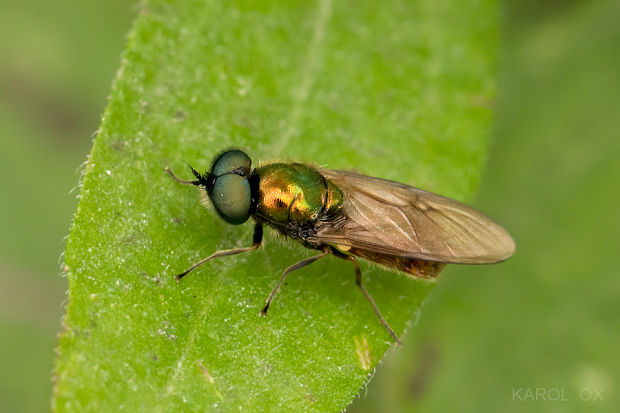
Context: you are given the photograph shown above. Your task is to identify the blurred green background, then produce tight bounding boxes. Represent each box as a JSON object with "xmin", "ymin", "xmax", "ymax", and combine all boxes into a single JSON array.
[
  {"xmin": 0, "ymin": 1, "xmax": 134, "ymax": 411},
  {"xmin": 1, "ymin": 1, "xmax": 617, "ymax": 412}
]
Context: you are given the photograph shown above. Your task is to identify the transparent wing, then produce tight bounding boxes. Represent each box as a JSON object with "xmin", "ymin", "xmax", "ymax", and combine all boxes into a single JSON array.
[{"xmin": 309, "ymin": 169, "xmax": 515, "ymax": 264}]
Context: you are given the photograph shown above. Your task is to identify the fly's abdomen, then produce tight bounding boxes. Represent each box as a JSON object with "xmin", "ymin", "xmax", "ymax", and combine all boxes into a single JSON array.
[{"xmin": 254, "ymin": 163, "xmax": 342, "ymax": 225}]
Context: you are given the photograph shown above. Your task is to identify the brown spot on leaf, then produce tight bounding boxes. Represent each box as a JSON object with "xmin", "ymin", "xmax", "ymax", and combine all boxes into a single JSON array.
[{"xmin": 354, "ymin": 335, "xmax": 371, "ymax": 371}]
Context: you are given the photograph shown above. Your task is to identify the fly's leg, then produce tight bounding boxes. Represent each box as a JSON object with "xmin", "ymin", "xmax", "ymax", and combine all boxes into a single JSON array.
[
  {"xmin": 331, "ymin": 248, "xmax": 402, "ymax": 345},
  {"xmin": 261, "ymin": 248, "xmax": 330, "ymax": 315},
  {"xmin": 175, "ymin": 222, "xmax": 263, "ymax": 281}
]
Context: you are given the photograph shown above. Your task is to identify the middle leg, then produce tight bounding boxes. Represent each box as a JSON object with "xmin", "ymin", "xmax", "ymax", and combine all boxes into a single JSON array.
[{"xmin": 261, "ymin": 247, "xmax": 330, "ymax": 315}]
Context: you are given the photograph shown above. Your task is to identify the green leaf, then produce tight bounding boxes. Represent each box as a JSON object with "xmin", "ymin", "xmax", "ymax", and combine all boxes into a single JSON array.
[{"xmin": 53, "ymin": 0, "xmax": 496, "ymax": 411}]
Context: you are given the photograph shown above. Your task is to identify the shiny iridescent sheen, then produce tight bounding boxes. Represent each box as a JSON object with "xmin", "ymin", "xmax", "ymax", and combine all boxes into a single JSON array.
[{"xmin": 254, "ymin": 163, "xmax": 342, "ymax": 225}]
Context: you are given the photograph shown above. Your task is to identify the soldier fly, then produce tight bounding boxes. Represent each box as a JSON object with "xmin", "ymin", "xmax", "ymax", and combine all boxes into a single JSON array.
[{"xmin": 166, "ymin": 149, "xmax": 515, "ymax": 344}]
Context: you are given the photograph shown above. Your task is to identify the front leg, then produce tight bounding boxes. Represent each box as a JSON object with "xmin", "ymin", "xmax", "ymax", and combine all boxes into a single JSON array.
[{"xmin": 175, "ymin": 222, "xmax": 263, "ymax": 281}]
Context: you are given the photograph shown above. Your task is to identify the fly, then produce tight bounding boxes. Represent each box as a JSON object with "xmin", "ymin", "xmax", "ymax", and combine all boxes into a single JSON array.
[{"xmin": 166, "ymin": 149, "xmax": 515, "ymax": 344}]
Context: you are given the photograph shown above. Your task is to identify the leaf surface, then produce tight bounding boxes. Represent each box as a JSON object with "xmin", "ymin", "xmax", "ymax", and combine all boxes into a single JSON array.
[{"xmin": 53, "ymin": 0, "xmax": 496, "ymax": 411}]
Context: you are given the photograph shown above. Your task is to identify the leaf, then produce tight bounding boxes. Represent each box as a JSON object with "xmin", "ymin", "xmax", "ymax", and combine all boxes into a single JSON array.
[{"xmin": 53, "ymin": 0, "xmax": 496, "ymax": 411}]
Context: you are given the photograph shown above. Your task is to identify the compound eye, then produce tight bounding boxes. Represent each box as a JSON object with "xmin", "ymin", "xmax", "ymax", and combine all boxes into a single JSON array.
[
  {"xmin": 211, "ymin": 150, "xmax": 251, "ymax": 176},
  {"xmin": 209, "ymin": 174, "xmax": 251, "ymax": 225}
]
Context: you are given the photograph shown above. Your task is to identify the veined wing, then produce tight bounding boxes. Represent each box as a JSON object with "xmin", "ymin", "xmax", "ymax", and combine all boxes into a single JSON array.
[{"xmin": 310, "ymin": 169, "xmax": 515, "ymax": 264}]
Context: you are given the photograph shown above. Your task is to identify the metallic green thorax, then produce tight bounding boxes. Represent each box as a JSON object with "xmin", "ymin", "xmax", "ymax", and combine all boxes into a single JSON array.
[{"xmin": 253, "ymin": 163, "xmax": 343, "ymax": 226}]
